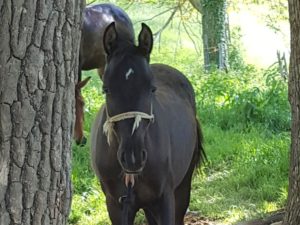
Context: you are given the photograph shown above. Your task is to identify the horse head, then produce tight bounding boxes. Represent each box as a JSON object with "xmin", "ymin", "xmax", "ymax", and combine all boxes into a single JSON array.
[
  {"xmin": 102, "ymin": 22, "xmax": 156, "ymax": 175},
  {"xmin": 74, "ymin": 76, "xmax": 91, "ymax": 145}
]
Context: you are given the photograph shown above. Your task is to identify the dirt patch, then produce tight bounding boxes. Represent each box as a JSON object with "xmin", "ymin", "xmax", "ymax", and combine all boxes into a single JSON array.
[
  {"xmin": 184, "ymin": 212, "xmax": 218, "ymax": 225},
  {"xmin": 139, "ymin": 212, "xmax": 220, "ymax": 225},
  {"xmin": 184, "ymin": 209, "xmax": 284, "ymax": 225},
  {"xmin": 141, "ymin": 209, "xmax": 284, "ymax": 225}
]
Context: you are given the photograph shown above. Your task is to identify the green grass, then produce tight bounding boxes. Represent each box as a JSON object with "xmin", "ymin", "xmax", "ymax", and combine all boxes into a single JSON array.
[
  {"xmin": 190, "ymin": 126, "xmax": 289, "ymax": 223},
  {"xmin": 70, "ymin": 1, "xmax": 290, "ymax": 224}
]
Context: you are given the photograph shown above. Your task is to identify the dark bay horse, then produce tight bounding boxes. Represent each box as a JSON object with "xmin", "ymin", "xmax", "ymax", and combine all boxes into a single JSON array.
[
  {"xmin": 91, "ymin": 22, "xmax": 205, "ymax": 225},
  {"xmin": 74, "ymin": 3, "xmax": 134, "ymax": 145},
  {"xmin": 80, "ymin": 3, "xmax": 134, "ymax": 77}
]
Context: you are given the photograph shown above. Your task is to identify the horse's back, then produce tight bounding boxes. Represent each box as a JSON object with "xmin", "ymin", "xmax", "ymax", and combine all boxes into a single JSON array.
[
  {"xmin": 151, "ymin": 63, "xmax": 196, "ymax": 111},
  {"xmin": 83, "ymin": 3, "xmax": 134, "ymax": 40},
  {"xmin": 80, "ymin": 3, "xmax": 134, "ymax": 71}
]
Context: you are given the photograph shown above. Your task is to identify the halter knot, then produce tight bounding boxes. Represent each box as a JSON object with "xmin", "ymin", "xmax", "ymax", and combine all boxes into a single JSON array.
[{"xmin": 103, "ymin": 109, "xmax": 154, "ymax": 145}]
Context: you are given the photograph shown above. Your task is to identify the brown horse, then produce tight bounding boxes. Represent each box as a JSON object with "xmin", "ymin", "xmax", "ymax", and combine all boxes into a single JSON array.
[
  {"xmin": 74, "ymin": 76, "xmax": 91, "ymax": 145},
  {"xmin": 91, "ymin": 22, "xmax": 205, "ymax": 225},
  {"xmin": 74, "ymin": 3, "xmax": 134, "ymax": 145}
]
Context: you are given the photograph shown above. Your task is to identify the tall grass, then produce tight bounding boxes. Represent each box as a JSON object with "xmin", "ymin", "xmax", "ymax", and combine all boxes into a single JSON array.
[{"xmin": 70, "ymin": 1, "xmax": 290, "ymax": 224}]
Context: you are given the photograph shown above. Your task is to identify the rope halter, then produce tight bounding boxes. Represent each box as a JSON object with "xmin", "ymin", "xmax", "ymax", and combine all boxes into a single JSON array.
[{"xmin": 103, "ymin": 106, "xmax": 154, "ymax": 146}]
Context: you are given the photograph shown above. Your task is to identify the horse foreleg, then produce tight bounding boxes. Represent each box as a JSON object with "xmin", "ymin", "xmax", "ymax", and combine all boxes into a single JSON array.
[
  {"xmin": 106, "ymin": 197, "xmax": 123, "ymax": 225},
  {"xmin": 144, "ymin": 208, "xmax": 158, "ymax": 225},
  {"xmin": 174, "ymin": 174, "xmax": 193, "ymax": 225},
  {"xmin": 158, "ymin": 191, "xmax": 176, "ymax": 225},
  {"xmin": 106, "ymin": 196, "xmax": 137, "ymax": 225}
]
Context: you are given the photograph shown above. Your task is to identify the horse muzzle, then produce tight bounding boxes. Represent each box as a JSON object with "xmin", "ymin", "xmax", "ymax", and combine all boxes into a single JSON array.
[
  {"xmin": 124, "ymin": 173, "xmax": 136, "ymax": 187},
  {"xmin": 75, "ymin": 135, "xmax": 87, "ymax": 146},
  {"xmin": 118, "ymin": 149, "xmax": 147, "ymax": 175}
]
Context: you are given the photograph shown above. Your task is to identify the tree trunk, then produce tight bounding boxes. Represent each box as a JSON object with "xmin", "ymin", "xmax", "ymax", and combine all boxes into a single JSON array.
[
  {"xmin": 0, "ymin": 0, "xmax": 84, "ymax": 224},
  {"xmin": 283, "ymin": 0, "xmax": 300, "ymax": 224},
  {"xmin": 190, "ymin": 0, "xmax": 229, "ymax": 71}
]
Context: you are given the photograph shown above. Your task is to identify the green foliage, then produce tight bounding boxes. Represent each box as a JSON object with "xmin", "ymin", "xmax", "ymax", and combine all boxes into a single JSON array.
[
  {"xmin": 194, "ymin": 64, "xmax": 290, "ymax": 132},
  {"xmin": 81, "ymin": 71, "xmax": 105, "ymax": 132},
  {"xmin": 228, "ymin": 27, "xmax": 247, "ymax": 70},
  {"xmin": 70, "ymin": 132, "xmax": 109, "ymax": 224},
  {"xmin": 72, "ymin": 143, "xmax": 95, "ymax": 194},
  {"xmin": 69, "ymin": 181, "xmax": 110, "ymax": 225}
]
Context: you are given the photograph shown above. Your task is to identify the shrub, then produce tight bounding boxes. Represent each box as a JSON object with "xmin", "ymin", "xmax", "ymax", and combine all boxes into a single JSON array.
[{"xmin": 193, "ymin": 64, "xmax": 290, "ymax": 132}]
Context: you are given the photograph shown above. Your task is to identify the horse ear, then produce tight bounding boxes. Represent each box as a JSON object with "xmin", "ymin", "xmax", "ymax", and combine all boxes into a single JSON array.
[
  {"xmin": 103, "ymin": 22, "xmax": 118, "ymax": 55},
  {"xmin": 138, "ymin": 23, "xmax": 153, "ymax": 57},
  {"xmin": 76, "ymin": 76, "xmax": 91, "ymax": 90}
]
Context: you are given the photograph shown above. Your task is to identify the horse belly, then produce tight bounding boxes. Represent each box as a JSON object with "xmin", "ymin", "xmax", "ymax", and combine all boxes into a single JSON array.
[
  {"xmin": 80, "ymin": 20, "xmax": 106, "ymax": 70},
  {"xmin": 154, "ymin": 96, "xmax": 197, "ymax": 187}
]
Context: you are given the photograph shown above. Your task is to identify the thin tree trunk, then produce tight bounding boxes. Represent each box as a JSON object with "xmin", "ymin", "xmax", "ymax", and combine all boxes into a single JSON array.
[
  {"xmin": 190, "ymin": 0, "xmax": 229, "ymax": 71},
  {"xmin": 283, "ymin": 0, "xmax": 300, "ymax": 224},
  {"xmin": 0, "ymin": 0, "xmax": 84, "ymax": 224}
]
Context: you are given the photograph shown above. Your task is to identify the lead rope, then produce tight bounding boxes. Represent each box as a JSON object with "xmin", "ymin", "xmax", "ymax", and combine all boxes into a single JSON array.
[
  {"xmin": 120, "ymin": 182, "xmax": 133, "ymax": 225},
  {"xmin": 103, "ymin": 103, "xmax": 154, "ymax": 145}
]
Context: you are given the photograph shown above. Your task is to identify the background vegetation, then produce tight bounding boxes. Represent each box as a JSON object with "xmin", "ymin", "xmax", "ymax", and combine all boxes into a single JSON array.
[{"xmin": 69, "ymin": 1, "xmax": 290, "ymax": 224}]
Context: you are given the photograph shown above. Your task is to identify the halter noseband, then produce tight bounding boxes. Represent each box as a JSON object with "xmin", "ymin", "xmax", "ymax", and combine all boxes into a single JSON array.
[{"xmin": 103, "ymin": 105, "xmax": 154, "ymax": 145}]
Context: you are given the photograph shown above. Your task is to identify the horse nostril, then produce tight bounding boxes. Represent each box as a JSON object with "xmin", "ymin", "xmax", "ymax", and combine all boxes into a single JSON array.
[
  {"xmin": 119, "ymin": 149, "xmax": 146, "ymax": 172},
  {"xmin": 142, "ymin": 149, "xmax": 147, "ymax": 162},
  {"xmin": 121, "ymin": 151, "xmax": 126, "ymax": 165}
]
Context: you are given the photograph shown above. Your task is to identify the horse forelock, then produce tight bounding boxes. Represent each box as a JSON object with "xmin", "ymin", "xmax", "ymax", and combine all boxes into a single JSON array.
[{"xmin": 106, "ymin": 45, "xmax": 151, "ymax": 76}]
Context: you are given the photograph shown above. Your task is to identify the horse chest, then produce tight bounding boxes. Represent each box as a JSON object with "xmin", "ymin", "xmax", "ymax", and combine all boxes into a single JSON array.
[
  {"xmin": 102, "ymin": 176, "xmax": 165, "ymax": 207},
  {"xmin": 134, "ymin": 182, "xmax": 163, "ymax": 204}
]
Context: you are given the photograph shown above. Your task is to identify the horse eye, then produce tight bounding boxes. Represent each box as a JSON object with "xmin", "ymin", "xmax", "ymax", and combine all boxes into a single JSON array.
[{"xmin": 151, "ymin": 86, "xmax": 157, "ymax": 93}]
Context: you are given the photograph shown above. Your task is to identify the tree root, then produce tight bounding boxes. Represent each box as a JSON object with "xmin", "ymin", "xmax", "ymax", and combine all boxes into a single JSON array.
[{"xmin": 234, "ymin": 209, "xmax": 285, "ymax": 225}]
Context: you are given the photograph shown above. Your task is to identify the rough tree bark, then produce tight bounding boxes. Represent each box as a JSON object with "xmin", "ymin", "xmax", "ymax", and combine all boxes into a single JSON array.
[
  {"xmin": 0, "ymin": 0, "xmax": 84, "ymax": 224},
  {"xmin": 283, "ymin": 0, "xmax": 300, "ymax": 224},
  {"xmin": 189, "ymin": 0, "xmax": 229, "ymax": 71}
]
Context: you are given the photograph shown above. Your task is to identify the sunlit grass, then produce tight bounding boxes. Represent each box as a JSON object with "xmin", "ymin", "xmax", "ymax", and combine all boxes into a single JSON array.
[
  {"xmin": 70, "ymin": 183, "xmax": 110, "ymax": 225},
  {"xmin": 190, "ymin": 126, "xmax": 289, "ymax": 223}
]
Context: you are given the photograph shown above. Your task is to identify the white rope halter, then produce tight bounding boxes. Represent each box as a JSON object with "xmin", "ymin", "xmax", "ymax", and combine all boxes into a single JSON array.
[{"xmin": 103, "ymin": 106, "xmax": 154, "ymax": 145}]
